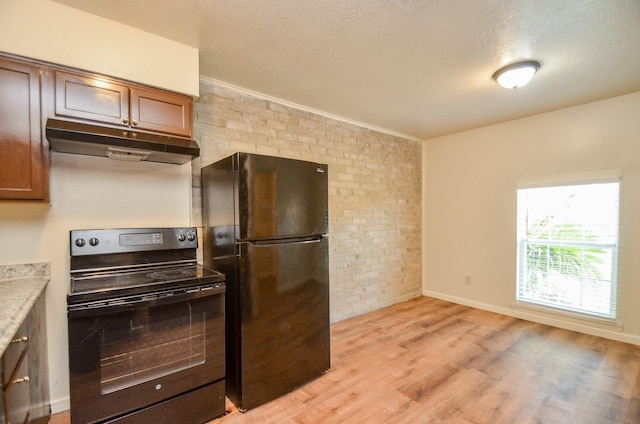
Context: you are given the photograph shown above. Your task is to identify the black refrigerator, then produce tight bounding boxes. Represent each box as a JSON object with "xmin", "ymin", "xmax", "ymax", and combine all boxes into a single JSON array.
[{"xmin": 201, "ymin": 152, "xmax": 330, "ymax": 411}]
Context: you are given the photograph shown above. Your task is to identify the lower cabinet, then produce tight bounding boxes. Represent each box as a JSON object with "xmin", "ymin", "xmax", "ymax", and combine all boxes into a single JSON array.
[
  {"xmin": 2, "ymin": 332, "xmax": 30, "ymax": 424},
  {"xmin": 1, "ymin": 292, "xmax": 50, "ymax": 424}
]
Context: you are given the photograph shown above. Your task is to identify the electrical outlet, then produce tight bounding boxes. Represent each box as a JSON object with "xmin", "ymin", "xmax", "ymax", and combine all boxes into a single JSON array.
[{"xmin": 464, "ymin": 275, "xmax": 472, "ymax": 285}]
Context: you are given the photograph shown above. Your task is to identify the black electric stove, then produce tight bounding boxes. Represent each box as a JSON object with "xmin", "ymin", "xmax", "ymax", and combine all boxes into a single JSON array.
[{"xmin": 66, "ymin": 227, "xmax": 226, "ymax": 424}]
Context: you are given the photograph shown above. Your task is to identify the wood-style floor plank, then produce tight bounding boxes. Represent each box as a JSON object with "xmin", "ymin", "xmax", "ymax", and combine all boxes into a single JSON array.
[{"xmin": 50, "ymin": 296, "xmax": 640, "ymax": 424}]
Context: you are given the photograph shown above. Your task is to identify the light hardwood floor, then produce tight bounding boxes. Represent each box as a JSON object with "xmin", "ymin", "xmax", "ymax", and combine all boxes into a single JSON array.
[{"xmin": 51, "ymin": 296, "xmax": 640, "ymax": 423}]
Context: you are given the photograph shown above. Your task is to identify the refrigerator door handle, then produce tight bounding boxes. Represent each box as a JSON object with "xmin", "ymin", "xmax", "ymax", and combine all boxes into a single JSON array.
[{"xmin": 240, "ymin": 235, "xmax": 326, "ymax": 247}]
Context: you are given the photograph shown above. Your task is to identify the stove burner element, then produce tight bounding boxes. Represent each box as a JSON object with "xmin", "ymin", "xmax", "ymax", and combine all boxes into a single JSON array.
[{"xmin": 147, "ymin": 268, "xmax": 195, "ymax": 281}]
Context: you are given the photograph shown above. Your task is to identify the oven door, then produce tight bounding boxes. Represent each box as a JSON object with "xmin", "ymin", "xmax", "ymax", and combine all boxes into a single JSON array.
[{"xmin": 67, "ymin": 286, "xmax": 225, "ymax": 424}]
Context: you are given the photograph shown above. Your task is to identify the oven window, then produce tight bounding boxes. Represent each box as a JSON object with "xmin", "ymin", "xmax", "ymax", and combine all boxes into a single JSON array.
[{"xmin": 99, "ymin": 303, "xmax": 206, "ymax": 394}]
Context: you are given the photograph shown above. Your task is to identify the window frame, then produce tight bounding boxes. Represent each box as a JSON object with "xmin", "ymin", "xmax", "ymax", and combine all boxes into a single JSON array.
[{"xmin": 515, "ymin": 170, "xmax": 621, "ymax": 322}]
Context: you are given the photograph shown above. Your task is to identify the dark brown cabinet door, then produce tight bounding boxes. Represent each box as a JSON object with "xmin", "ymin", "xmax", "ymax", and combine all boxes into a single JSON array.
[
  {"xmin": 131, "ymin": 86, "xmax": 193, "ymax": 137},
  {"xmin": 2, "ymin": 322, "xmax": 31, "ymax": 424},
  {"xmin": 54, "ymin": 70, "xmax": 130, "ymax": 127},
  {"xmin": 55, "ymin": 70, "xmax": 193, "ymax": 137},
  {"xmin": 1, "ymin": 292, "xmax": 49, "ymax": 424},
  {"xmin": 0, "ymin": 58, "xmax": 48, "ymax": 201},
  {"xmin": 3, "ymin": 352, "xmax": 30, "ymax": 424}
]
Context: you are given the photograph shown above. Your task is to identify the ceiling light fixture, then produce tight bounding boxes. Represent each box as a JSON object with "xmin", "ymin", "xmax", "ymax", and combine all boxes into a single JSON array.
[{"xmin": 492, "ymin": 60, "xmax": 540, "ymax": 89}]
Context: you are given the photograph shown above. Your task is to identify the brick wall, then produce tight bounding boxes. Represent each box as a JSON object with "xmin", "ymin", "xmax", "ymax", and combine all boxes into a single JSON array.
[{"xmin": 192, "ymin": 79, "xmax": 422, "ymax": 323}]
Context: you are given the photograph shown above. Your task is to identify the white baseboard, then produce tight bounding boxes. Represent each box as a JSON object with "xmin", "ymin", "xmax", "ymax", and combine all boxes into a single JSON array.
[
  {"xmin": 423, "ymin": 290, "xmax": 640, "ymax": 346},
  {"xmin": 50, "ymin": 396, "xmax": 70, "ymax": 415}
]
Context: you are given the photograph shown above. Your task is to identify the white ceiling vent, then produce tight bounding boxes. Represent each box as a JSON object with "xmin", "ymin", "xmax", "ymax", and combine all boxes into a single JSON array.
[{"xmin": 387, "ymin": 0, "xmax": 427, "ymax": 14}]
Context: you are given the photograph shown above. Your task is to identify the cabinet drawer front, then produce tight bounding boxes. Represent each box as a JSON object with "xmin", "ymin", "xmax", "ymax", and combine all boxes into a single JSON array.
[
  {"xmin": 130, "ymin": 87, "xmax": 192, "ymax": 137},
  {"xmin": 2, "ymin": 327, "xmax": 28, "ymax": 385},
  {"xmin": 55, "ymin": 71, "xmax": 129, "ymax": 126}
]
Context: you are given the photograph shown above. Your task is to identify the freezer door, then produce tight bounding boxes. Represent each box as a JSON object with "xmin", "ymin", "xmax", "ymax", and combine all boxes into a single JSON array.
[
  {"xmin": 236, "ymin": 236, "xmax": 330, "ymax": 410},
  {"xmin": 237, "ymin": 153, "xmax": 328, "ymax": 240}
]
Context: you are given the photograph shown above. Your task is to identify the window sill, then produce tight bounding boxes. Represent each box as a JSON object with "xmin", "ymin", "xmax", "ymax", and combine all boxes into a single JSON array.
[{"xmin": 510, "ymin": 300, "xmax": 623, "ymax": 332}]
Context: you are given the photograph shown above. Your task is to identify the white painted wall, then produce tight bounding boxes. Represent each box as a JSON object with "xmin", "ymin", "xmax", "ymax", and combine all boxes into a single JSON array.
[
  {"xmin": 0, "ymin": 0, "xmax": 199, "ymax": 96},
  {"xmin": 0, "ymin": 153, "xmax": 192, "ymax": 412},
  {"xmin": 423, "ymin": 91, "xmax": 640, "ymax": 345},
  {"xmin": 0, "ymin": 1, "xmax": 199, "ymax": 411}
]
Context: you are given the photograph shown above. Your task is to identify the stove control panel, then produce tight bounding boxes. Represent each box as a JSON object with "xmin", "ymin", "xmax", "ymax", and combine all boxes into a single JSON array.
[{"xmin": 71, "ymin": 227, "xmax": 199, "ymax": 256}]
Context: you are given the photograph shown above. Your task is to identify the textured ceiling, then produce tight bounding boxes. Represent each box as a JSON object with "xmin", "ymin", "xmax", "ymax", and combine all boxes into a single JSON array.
[{"xmin": 52, "ymin": 0, "xmax": 640, "ymax": 140}]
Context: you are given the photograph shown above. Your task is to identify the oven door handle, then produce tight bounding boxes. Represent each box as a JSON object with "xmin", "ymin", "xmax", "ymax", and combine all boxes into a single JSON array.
[{"xmin": 67, "ymin": 284, "xmax": 226, "ymax": 318}]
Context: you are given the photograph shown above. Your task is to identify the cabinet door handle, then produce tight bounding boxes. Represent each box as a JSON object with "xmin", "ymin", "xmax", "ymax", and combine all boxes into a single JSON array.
[
  {"xmin": 132, "ymin": 119, "xmax": 139, "ymax": 126},
  {"xmin": 12, "ymin": 376, "xmax": 30, "ymax": 384},
  {"xmin": 123, "ymin": 117, "xmax": 130, "ymax": 124},
  {"xmin": 10, "ymin": 336, "xmax": 28, "ymax": 344}
]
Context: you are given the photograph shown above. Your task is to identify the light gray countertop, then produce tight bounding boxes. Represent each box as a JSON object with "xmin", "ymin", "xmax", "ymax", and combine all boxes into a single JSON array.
[{"xmin": 0, "ymin": 262, "xmax": 49, "ymax": 353}]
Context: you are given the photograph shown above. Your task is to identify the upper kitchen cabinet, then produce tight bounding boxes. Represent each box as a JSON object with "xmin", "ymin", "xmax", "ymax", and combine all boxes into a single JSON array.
[
  {"xmin": 130, "ymin": 86, "xmax": 193, "ymax": 137},
  {"xmin": 54, "ymin": 70, "xmax": 193, "ymax": 138},
  {"xmin": 53, "ymin": 71, "xmax": 129, "ymax": 127},
  {"xmin": 0, "ymin": 57, "xmax": 49, "ymax": 201}
]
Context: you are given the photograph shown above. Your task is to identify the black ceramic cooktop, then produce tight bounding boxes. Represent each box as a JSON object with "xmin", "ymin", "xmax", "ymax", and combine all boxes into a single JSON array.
[{"xmin": 68, "ymin": 264, "xmax": 224, "ymax": 304}]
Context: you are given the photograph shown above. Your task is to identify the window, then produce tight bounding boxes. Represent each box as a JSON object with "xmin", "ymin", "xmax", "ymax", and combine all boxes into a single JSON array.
[{"xmin": 516, "ymin": 172, "xmax": 620, "ymax": 320}]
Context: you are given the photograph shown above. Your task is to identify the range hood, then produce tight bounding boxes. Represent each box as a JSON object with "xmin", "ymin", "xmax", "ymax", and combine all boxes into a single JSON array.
[{"xmin": 46, "ymin": 119, "xmax": 200, "ymax": 165}]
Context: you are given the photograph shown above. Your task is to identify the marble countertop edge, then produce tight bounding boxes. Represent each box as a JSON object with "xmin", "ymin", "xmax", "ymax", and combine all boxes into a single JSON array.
[
  {"xmin": 0, "ymin": 262, "xmax": 50, "ymax": 353},
  {"xmin": 0, "ymin": 262, "xmax": 50, "ymax": 281}
]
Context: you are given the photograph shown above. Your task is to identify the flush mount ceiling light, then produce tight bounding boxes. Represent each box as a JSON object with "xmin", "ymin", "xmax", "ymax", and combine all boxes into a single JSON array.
[{"xmin": 492, "ymin": 60, "xmax": 541, "ymax": 89}]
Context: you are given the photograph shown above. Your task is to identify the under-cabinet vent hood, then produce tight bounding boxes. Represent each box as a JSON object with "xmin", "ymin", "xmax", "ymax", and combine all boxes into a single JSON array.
[{"xmin": 46, "ymin": 119, "xmax": 200, "ymax": 165}]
